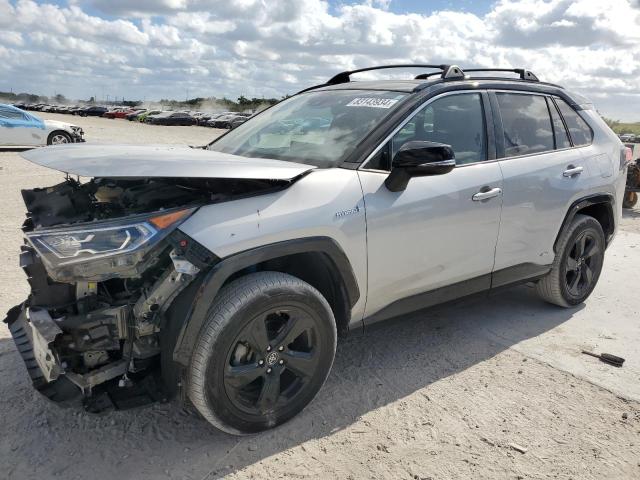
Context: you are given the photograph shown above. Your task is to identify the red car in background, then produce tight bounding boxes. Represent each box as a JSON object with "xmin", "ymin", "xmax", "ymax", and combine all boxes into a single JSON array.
[{"xmin": 103, "ymin": 109, "xmax": 136, "ymax": 119}]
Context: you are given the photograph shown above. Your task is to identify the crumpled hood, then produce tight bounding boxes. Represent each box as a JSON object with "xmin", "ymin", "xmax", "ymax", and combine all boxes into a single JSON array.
[
  {"xmin": 44, "ymin": 119, "xmax": 78, "ymax": 130},
  {"xmin": 20, "ymin": 144, "xmax": 316, "ymax": 180}
]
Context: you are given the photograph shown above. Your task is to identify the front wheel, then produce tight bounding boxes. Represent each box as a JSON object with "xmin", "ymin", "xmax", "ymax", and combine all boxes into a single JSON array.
[
  {"xmin": 536, "ymin": 214, "xmax": 605, "ymax": 307},
  {"xmin": 47, "ymin": 131, "xmax": 72, "ymax": 145},
  {"xmin": 188, "ymin": 272, "xmax": 337, "ymax": 435}
]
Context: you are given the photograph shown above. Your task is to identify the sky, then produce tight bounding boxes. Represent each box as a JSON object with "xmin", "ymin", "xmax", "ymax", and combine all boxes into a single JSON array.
[{"xmin": 0, "ymin": 0, "xmax": 638, "ymax": 120}]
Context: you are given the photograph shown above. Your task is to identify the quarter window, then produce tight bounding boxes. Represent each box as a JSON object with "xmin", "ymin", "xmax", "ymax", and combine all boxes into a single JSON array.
[
  {"xmin": 496, "ymin": 93, "xmax": 554, "ymax": 157},
  {"xmin": 554, "ymin": 98, "xmax": 593, "ymax": 146},
  {"xmin": 391, "ymin": 93, "xmax": 487, "ymax": 165}
]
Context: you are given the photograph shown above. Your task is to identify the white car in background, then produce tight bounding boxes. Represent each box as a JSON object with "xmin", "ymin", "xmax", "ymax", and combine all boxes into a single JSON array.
[{"xmin": 0, "ymin": 104, "xmax": 84, "ymax": 147}]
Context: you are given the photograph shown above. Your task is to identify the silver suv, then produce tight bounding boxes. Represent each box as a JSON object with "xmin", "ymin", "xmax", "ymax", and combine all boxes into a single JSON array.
[{"xmin": 4, "ymin": 65, "xmax": 629, "ymax": 434}]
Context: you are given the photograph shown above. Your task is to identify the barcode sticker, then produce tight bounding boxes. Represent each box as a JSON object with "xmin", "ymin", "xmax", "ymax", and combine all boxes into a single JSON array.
[{"xmin": 346, "ymin": 98, "xmax": 399, "ymax": 109}]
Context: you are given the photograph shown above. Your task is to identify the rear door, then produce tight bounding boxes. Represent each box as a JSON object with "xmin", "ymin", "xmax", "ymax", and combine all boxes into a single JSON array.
[
  {"xmin": 360, "ymin": 91, "xmax": 504, "ymax": 323},
  {"xmin": 490, "ymin": 91, "xmax": 592, "ymax": 284}
]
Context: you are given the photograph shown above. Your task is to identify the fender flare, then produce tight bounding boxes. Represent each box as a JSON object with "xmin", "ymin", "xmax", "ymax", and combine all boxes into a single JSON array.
[
  {"xmin": 172, "ymin": 236, "xmax": 360, "ymax": 366},
  {"xmin": 553, "ymin": 193, "xmax": 615, "ymax": 252}
]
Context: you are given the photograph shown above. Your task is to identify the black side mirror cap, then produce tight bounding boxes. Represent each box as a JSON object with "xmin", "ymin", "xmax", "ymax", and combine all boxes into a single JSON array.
[{"xmin": 385, "ymin": 141, "xmax": 456, "ymax": 192}]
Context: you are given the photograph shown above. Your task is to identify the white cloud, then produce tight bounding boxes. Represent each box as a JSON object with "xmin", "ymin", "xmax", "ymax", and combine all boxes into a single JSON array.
[{"xmin": 0, "ymin": 0, "xmax": 638, "ymax": 120}]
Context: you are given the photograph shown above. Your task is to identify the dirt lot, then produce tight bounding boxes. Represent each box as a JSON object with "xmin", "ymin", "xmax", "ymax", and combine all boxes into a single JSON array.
[{"xmin": 1, "ymin": 114, "xmax": 639, "ymax": 480}]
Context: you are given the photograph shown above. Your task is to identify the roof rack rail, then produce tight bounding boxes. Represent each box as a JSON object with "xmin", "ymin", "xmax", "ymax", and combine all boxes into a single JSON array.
[
  {"xmin": 296, "ymin": 64, "xmax": 540, "ymax": 95},
  {"xmin": 325, "ymin": 64, "xmax": 459, "ymax": 85},
  {"xmin": 415, "ymin": 67, "xmax": 539, "ymax": 82},
  {"xmin": 459, "ymin": 68, "xmax": 539, "ymax": 81}
]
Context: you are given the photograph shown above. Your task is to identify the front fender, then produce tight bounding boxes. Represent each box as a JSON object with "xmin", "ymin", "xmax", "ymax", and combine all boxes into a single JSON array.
[{"xmin": 171, "ymin": 236, "xmax": 361, "ymax": 366}]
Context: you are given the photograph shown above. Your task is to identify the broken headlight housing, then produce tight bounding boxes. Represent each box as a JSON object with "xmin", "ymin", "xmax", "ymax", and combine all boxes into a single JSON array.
[
  {"xmin": 32, "ymin": 223, "xmax": 157, "ymax": 263},
  {"xmin": 25, "ymin": 208, "xmax": 196, "ymax": 282}
]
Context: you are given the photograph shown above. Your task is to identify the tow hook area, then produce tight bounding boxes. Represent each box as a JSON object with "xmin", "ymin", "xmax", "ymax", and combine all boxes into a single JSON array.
[
  {"xmin": 5, "ymin": 304, "xmax": 78, "ymax": 403},
  {"xmin": 25, "ymin": 308, "xmax": 63, "ymax": 382}
]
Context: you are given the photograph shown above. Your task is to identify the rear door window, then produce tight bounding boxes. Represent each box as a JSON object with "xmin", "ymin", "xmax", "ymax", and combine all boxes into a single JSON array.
[
  {"xmin": 496, "ymin": 93, "xmax": 554, "ymax": 157},
  {"xmin": 554, "ymin": 98, "xmax": 593, "ymax": 146}
]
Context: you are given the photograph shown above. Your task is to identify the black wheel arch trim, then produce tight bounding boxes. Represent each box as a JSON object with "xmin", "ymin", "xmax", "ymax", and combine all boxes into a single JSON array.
[
  {"xmin": 171, "ymin": 236, "xmax": 359, "ymax": 366},
  {"xmin": 554, "ymin": 193, "xmax": 615, "ymax": 253}
]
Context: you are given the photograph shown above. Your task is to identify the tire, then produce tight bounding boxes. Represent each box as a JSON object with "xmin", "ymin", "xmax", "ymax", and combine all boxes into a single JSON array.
[
  {"xmin": 47, "ymin": 131, "xmax": 72, "ymax": 145},
  {"xmin": 536, "ymin": 214, "xmax": 606, "ymax": 307},
  {"xmin": 188, "ymin": 271, "xmax": 337, "ymax": 435},
  {"xmin": 623, "ymin": 192, "xmax": 638, "ymax": 209}
]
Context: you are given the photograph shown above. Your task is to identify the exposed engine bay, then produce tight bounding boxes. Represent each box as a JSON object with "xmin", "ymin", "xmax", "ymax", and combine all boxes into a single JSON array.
[
  {"xmin": 5, "ymin": 175, "xmax": 287, "ymax": 410},
  {"xmin": 21, "ymin": 176, "xmax": 283, "ymax": 229}
]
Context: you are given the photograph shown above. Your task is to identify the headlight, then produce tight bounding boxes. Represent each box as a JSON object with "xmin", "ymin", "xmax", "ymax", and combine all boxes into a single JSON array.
[
  {"xmin": 26, "ymin": 208, "xmax": 195, "ymax": 280},
  {"xmin": 31, "ymin": 223, "xmax": 157, "ymax": 261}
]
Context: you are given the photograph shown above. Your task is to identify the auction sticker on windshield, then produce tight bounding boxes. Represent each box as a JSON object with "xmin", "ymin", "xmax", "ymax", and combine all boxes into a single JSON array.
[{"xmin": 346, "ymin": 97, "xmax": 399, "ymax": 108}]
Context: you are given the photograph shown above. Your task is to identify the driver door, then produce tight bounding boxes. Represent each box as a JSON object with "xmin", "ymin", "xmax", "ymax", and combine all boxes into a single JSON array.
[{"xmin": 359, "ymin": 91, "xmax": 504, "ymax": 323}]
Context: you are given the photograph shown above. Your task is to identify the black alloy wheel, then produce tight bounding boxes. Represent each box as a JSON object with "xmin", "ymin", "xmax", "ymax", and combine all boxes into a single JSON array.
[
  {"xmin": 223, "ymin": 307, "xmax": 319, "ymax": 415},
  {"xmin": 537, "ymin": 214, "xmax": 605, "ymax": 307},
  {"xmin": 188, "ymin": 272, "xmax": 337, "ymax": 435},
  {"xmin": 564, "ymin": 231, "xmax": 600, "ymax": 298}
]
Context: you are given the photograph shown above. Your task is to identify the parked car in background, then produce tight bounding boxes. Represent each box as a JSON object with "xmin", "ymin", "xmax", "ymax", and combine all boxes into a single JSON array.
[
  {"xmin": 79, "ymin": 106, "xmax": 108, "ymax": 117},
  {"xmin": 203, "ymin": 112, "xmax": 231, "ymax": 127},
  {"xmin": 138, "ymin": 110, "xmax": 163, "ymax": 122},
  {"xmin": 103, "ymin": 108, "xmax": 136, "ymax": 119},
  {"xmin": 147, "ymin": 111, "xmax": 196, "ymax": 126},
  {"xmin": 52, "ymin": 106, "xmax": 72, "ymax": 114},
  {"xmin": 67, "ymin": 106, "xmax": 84, "ymax": 115},
  {"xmin": 0, "ymin": 103, "xmax": 84, "ymax": 146},
  {"xmin": 229, "ymin": 113, "xmax": 253, "ymax": 129},
  {"xmin": 190, "ymin": 111, "xmax": 214, "ymax": 125},
  {"xmin": 124, "ymin": 109, "xmax": 147, "ymax": 121},
  {"xmin": 208, "ymin": 113, "xmax": 245, "ymax": 129}
]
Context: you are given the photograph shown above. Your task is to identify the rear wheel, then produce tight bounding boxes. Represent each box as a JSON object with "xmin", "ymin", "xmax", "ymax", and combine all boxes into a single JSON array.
[
  {"xmin": 188, "ymin": 272, "xmax": 337, "ymax": 435},
  {"xmin": 536, "ymin": 214, "xmax": 605, "ymax": 307}
]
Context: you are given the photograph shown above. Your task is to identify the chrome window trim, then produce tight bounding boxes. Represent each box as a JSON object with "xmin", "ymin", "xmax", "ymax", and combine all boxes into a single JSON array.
[{"xmin": 359, "ymin": 89, "xmax": 487, "ymax": 172}]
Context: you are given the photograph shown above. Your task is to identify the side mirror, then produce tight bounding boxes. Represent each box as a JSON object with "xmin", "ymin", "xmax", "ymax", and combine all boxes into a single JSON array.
[{"xmin": 385, "ymin": 141, "xmax": 456, "ymax": 192}]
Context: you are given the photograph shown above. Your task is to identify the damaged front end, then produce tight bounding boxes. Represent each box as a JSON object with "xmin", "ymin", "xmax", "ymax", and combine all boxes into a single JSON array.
[{"xmin": 3, "ymin": 177, "xmax": 226, "ymax": 410}]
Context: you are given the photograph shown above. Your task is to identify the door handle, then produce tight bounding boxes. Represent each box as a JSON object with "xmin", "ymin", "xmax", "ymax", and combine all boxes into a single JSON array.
[
  {"xmin": 563, "ymin": 165, "xmax": 584, "ymax": 177},
  {"xmin": 472, "ymin": 187, "xmax": 502, "ymax": 201}
]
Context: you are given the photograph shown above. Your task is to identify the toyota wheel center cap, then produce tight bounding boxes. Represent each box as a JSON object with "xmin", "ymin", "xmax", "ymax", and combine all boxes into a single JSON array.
[{"xmin": 266, "ymin": 351, "xmax": 279, "ymax": 366}]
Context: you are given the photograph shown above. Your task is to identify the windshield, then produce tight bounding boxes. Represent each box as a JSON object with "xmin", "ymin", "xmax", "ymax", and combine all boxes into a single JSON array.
[{"xmin": 208, "ymin": 90, "xmax": 408, "ymax": 168}]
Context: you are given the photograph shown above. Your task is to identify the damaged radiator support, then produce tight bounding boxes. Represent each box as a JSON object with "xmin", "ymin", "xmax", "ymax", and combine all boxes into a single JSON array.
[
  {"xmin": 119, "ymin": 251, "xmax": 200, "ymax": 378},
  {"xmin": 133, "ymin": 255, "xmax": 199, "ymax": 336},
  {"xmin": 15, "ymin": 249, "xmax": 201, "ymax": 399}
]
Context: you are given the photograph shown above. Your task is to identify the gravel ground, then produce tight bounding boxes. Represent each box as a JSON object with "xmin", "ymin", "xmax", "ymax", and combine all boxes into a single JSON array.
[{"xmin": 0, "ymin": 114, "xmax": 639, "ymax": 480}]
